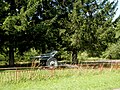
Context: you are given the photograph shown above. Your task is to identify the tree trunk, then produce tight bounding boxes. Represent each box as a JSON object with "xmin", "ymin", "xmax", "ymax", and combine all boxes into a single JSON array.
[
  {"xmin": 9, "ymin": 46, "xmax": 14, "ymax": 67},
  {"xmin": 42, "ymin": 46, "xmax": 46, "ymax": 53},
  {"xmin": 42, "ymin": 44, "xmax": 47, "ymax": 53},
  {"xmin": 72, "ymin": 50, "xmax": 78, "ymax": 64}
]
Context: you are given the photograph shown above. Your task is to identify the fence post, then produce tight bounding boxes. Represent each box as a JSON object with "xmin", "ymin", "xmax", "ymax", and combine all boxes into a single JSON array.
[
  {"xmin": 115, "ymin": 63, "xmax": 119, "ymax": 70},
  {"xmin": 99, "ymin": 64, "xmax": 103, "ymax": 72},
  {"xmin": 50, "ymin": 66, "xmax": 55, "ymax": 77}
]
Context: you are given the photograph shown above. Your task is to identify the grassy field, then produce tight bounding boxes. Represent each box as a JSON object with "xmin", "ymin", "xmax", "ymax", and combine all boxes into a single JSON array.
[{"xmin": 0, "ymin": 68, "xmax": 120, "ymax": 90}]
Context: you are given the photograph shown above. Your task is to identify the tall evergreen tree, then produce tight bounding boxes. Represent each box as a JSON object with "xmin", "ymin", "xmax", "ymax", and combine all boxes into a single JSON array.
[
  {"xmin": 56, "ymin": 0, "xmax": 118, "ymax": 63},
  {"xmin": 1, "ymin": 0, "xmax": 40, "ymax": 66}
]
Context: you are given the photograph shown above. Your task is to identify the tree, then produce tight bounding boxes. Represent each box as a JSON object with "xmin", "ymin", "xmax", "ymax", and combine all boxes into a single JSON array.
[
  {"xmin": 1, "ymin": 0, "xmax": 40, "ymax": 66},
  {"xmin": 55, "ymin": 0, "xmax": 118, "ymax": 63},
  {"xmin": 1, "ymin": 0, "xmax": 66, "ymax": 66},
  {"xmin": 0, "ymin": 0, "xmax": 118, "ymax": 66},
  {"xmin": 27, "ymin": 0, "xmax": 73, "ymax": 53}
]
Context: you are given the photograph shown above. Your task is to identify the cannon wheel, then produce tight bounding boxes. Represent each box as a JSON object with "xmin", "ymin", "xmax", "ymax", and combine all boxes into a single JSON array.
[{"xmin": 46, "ymin": 58, "xmax": 58, "ymax": 67}]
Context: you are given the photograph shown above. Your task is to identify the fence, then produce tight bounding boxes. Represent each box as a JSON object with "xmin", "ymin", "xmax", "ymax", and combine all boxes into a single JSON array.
[
  {"xmin": 0, "ymin": 63, "xmax": 120, "ymax": 83},
  {"xmin": 0, "ymin": 67, "xmax": 56, "ymax": 83}
]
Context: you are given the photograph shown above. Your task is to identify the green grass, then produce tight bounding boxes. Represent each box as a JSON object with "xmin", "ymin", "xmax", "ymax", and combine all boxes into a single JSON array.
[{"xmin": 0, "ymin": 69, "xmax": 120, "ymax": 90}]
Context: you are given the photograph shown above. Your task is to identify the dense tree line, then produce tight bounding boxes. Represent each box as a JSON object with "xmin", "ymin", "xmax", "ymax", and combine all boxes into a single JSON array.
[{"xmin": 0, "ymin": 0, "xmax": 120, "ymax": 66}]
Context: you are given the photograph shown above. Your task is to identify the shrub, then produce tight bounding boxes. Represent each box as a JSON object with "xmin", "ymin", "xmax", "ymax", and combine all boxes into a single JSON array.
[
  {"xmin": 0, "ymin": 54, "xmax": 5, "ymax": 61},
  {"xmin": 15, "ymin": 48, "xmax": 40, "ymax": 62},
  {"xmin": 102, "ymin": 41, "xmax": 120, "ymax": 59},
  {"xmin": 78, "ymin": 51, "xmax": 88, "ymax": 61}
]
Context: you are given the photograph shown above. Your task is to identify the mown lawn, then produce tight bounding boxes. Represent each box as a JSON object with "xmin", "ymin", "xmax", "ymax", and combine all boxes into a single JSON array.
[{"xmin": 0, "ymin": 68, "xmax": 120, "ymax": 90}]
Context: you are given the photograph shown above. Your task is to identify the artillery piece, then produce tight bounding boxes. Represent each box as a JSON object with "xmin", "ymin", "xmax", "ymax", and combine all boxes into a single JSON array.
[{"xmin": 31, "ymin": 50, "xmax": 58, "ymax": 67}]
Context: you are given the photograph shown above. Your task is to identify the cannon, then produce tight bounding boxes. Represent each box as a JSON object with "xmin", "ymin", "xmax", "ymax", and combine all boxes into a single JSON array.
[{"xmin": 31, "ymin": 50, "xmax": 58, "ymax": 66}]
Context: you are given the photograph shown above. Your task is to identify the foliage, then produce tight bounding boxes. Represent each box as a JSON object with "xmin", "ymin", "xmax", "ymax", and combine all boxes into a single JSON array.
[
  {"xmin": 58, "ymin": 49, "xmax": 72, "ymax": 61},
  {"xmin": 0, "ymin": 54, "xmax": 5, "ymax": 61},
  {"xmin": 0, "ymin": 0, "xmax": 41, "ymax": 66},
  {"xmin": 55, "ymin": 0, "xmax": 118, "ymax": 62},
  {"xmin": 102, "ymin": 40, "xmax": 120, "ymax": 59},
  {"xmin": 78, "ymin": 51, "xmax": 88, "ymax": 61},
  {"xmin": 15, "ymin": 48, "xmax": 40, "ymax": 62},
  {"xmin": 0, "ymin": 0, "xmax": 120, "ymax": 65},
  {"xmin": 102, "ymin": 19, "xmax": 120, "ymax": 59}
]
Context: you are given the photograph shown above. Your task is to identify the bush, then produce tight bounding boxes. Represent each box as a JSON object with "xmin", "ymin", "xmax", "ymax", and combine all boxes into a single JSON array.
[
  {"xmin": 78, "ymin": 51, "xmax": 88, "ymax": 61},
  {"xmin": 58, "ymin": 49, "xmax": 72, "ymax": 61},
  {"xmin": 0, "ymin": 54, "xmax": 5, "ymax": 61},
  {"xmin": 102, "ymin": 41, "xmax": 120, "ymax": 59},
  {"xmin": 15, "ymin": 48, "xmax": 40, "ymax": 62}
]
